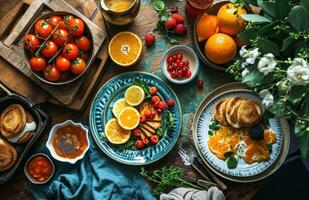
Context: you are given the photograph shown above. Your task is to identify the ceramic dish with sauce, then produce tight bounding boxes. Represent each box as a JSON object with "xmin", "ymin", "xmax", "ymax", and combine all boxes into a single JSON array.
[
  {"xmin": 46, "ymin": 120, "xmax": 90, "ymax": 164},
  {"xmin": 24, "ymin": 153, "xmax": 54, "ymax": 184}
]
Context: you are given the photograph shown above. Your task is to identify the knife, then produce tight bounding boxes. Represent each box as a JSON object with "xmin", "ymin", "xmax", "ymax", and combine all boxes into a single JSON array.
[{"xmin": 184, "ymin": 176, "xmax": 218, "ymax": 188}]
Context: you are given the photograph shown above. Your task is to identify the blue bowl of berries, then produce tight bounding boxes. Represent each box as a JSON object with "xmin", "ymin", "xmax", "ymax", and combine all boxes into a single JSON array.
[{"xmin": 162, "ymin": 45, "xmax": 200, "ymax": 84}]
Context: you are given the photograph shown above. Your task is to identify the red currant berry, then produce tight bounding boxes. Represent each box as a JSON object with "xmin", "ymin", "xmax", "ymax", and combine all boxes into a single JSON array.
[
  {"xmin": 185, "ymin": 71, "xmax": 192, "ymax": 78},
  {"xmin": 172, "ymin": 55, "xmax": 177, "ymax": 61},
  {"xmin": 196, "ymin": 80, "xmax": 204, "ymax": 87},
  {"xmin": 177, "ymin": 53, "xmax": 182, "ymax": 60},
  {"xmin": 171, "ymin": 71, "xmax": 177, "ymax": 79},
  {"xmin": 177, "ymin": 69, "xmax": 183, "ymax": 77},
  {"xmin": 184, "ymin": 60, "xmax": 189, "ymax": 66},
  {"xmin": 183, "ymin": 66, "xmax": 189, "ymax": 72},
  {"xmin": 167, "ymin": 99, "xmax": 175, "ymax": 107},
  {"xmin": 167, "ymin": 56, "xmax": 173, "ymax": 64},
  {"xmin": 167, "ymin": 64, "xmax": 173, "ymax": 72}
]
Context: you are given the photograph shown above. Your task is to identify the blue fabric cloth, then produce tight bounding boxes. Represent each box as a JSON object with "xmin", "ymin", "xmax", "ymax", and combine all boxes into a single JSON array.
[{"xmin": 28, "ymin": 131, "xmax": 156, "ymax": 200}]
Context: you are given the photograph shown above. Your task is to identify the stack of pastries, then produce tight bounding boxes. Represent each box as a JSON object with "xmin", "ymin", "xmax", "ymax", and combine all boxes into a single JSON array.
[
  {"xmin": 0, "ymin": 104, "xmax": 37, "ymax": 172},
  {"xmin": 214, "ymin": 97, "xmax": 262, "ymax": 128}
]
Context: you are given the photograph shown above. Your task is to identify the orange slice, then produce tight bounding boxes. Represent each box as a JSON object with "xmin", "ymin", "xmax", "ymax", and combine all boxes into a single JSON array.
[
  {"xmin": 117, "ymin": 107, "xmax": 140, "ymax": 130},
  {"xmin": 108, "ymin": 31, "xmax": 142, "ymax": 67},
  {"xmin": 112, "ymin": 98, "xmax": 131, "ymax": 118},
  {"xmin": 124, "ymin": 85, "xmax": 145, "ymax": 106},
  {"xmin": 105, "ymin": 118, "xmax": 131, "ymax": 144}
]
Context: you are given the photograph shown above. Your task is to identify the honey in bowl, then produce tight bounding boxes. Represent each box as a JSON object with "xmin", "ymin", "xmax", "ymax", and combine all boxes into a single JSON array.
[
  {"xmin": 26, "ymin": 155, "xmax": 53, "ymax": 182},
  {"xmin": 52, "ymin": 125, "xmax": 88, "ymax": 159},
  {"xmin": 105, "ymin": 0, "xmax": 134, "ymax": 12}
]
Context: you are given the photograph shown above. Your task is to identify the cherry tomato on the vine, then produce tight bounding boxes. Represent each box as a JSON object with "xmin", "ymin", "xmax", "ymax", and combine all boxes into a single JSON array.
[
  {"xmin": 23, "ymin": 34, "xmax": 40, "ymax": 52},
  {"xmin": 35, "ymin": 20, "xmax": 52, "ymax": 38},
  {"xmin": 55, "ymin": 56, "xmax": 71, "ymax": 71},
  {"xmin": 62, "ymin": 43, "xmax": 79, "ymax": 60},
  {"xmin": 71, "ymin": 57, "xmax": 86, "ymax": 74},
  {"xmin": 49, "ymin": 16, "xmax": 62, "ymax": 29},
  {"xmin": 76, "ymin": 35, "xmax": 91, "ymax": 51},
  {"xmin": 29, "ymin": 57, "xmax": 46, "ymax": 71},
  {"xmin": 52, "ymin": 28, "xmax": 69, "ymax": 46},
  {"xmin": 59, "ymin": 15, "xmax": 73, "ymax": 31},
  {"xmin": 44, "ymin": 65, "xmax": 61, "ymax": 81},
  {"xmin": 41, "ymin": 40, "xmax": 58, "ymax": 58},
  {"xmin": 69, "ymin": 18, "xmax": 84, "ymax": 36}
]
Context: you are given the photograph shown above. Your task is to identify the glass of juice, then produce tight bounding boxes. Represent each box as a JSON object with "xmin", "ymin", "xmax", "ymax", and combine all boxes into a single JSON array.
[
  {"xmin": 99, "ymin": 0, "xmax": 141, "ymax": 26},
  {"xmin": 185, "ymin": 0, "xmax": 214, "ymax": 22}
]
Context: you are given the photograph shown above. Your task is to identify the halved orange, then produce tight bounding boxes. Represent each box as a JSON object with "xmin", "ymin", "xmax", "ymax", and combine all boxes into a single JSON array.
[
  {"xmin": 117, "ymin": 107, "xmax": 140, "ymax": 130},
  {"xmin": 105, "ymin": 118, "xmax": 131, "ymax": 144},
  {"xmin": 108, "ymin": 31, "xmax": 142, "ymax": 67},
  {"xmin": 124, "ymin": 85, "xmax": 145, "ymax": 106}
]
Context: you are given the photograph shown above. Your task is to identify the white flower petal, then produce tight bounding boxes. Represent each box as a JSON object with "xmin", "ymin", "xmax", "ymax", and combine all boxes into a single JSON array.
[
  {"xmin": 287, "ymin": 58, "xmax": 309, "ymax": 85},
  {"xmin": 241, "ymin": 68, "xmax": 249, "ymax": 78},
  {"xmin": 259, "ymin": 89, "xmax": 274, "ymax": 108},
  {"xmin": 257, "ymin": 53, "xmax": 277, "ymax": 75}
]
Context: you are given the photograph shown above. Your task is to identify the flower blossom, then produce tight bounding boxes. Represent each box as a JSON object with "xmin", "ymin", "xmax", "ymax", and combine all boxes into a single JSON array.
[
  {"xmin": 258, "ymin": 53, "xmax": 277, "ymax": 75},
  {"xmin": 239, "ymin": 46, "xmax": 261, "ymax": 68},
  {"xmin": 287, "ymin": 58, "xmax": 309, "ymax": 86},
  {"xmin": 259, "ymin": 89, "xmax": 274, "ymax": 108}
]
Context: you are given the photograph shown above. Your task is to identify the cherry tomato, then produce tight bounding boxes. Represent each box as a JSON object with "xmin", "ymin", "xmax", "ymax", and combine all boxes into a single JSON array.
[
  {"xmin": 41, "ymin": 41, "xmax": 58, "ymax": 58},
  {"xmin": 49, "ymin": 16, "xmax": 62, "ymax": 29},
  {"xmin": 29, "ymin": 57, "xmax": 46, "ymax": 71},
  {"xmin": 135, "ymin": 140, "xmax": 144, "ymax": 149},
  {"xmin": 149, "ymin": 87, "xmax": 157, "ymax": 95},
  {"xmin": 142, "ymin": 138, "xmax": 149, "ymax": 145},
  {"xmin": 71, "ymin": 57, "xmax": 86, "ymax": 74},
  {"xmin": 34, "ymin": 20, "xmax": 45, "ymax": 32},
  {"xmin": 69, "ymin": 18, "xmax": 84, "ymax": 36},
  {"xmin": 59, "ymin": 15, "xmax": 73, "ymax": 31},
  {"xmin": 133, "ymin": 128, "xmax": 142, "ymax": 137},
  {"xmin": 151, "ymin": 95, "xmax": 161, "ymax": 104},
  {"xmin": 52, "ymin": 28, "xmax": 69, "ymax": 46},
  {"xmin": 35, "ymin": 20, "xmax": 52, "ymax": 38},
  {"xmin": 44, "ymin": 65, "xmax": 61, "ymax": 81},
  {"xmin": 62, "ymin": 43, "xmax": 78, "ymax": 60},
  {"xmin": 79, "ymin": 51, "xmax": 89, "ymax": 61},
  {"xmin": 55, "ymin": 56, "xmax": 71, "ymax": 71},
  {"xmin": 150, "ymin": 135, "xmax": 159, "ymax": 144},
  {"xmin": 166, "ymin": 99, "xmax": 175, "ymax": 107},
  {"xmin": 140, "ymin": 115, "xmax": 146, "ymax": 123},
  {"xmin": 23, "ymin": 34, "xmax": 40, "ymax": 52},
  {"xmin": 76, "ymin": 35, "xmax": 91, "ymax": 51}
]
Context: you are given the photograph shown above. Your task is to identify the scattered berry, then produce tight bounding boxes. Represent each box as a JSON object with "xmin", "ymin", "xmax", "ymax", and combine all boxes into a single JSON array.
[
  {"xmin": 140, "ymin": 115, "xmax": 146, "ymax": 123},
  {"xmin": 142, "ymin": 138, "xmax": 149, "ymax": 145},
  {"xmin": 158, "ymin": 101, "xmax": 167, "ymax": 110},
  {"xmin": 166, "ymin": 18, "xmax": 177, "ymax": 30},
  {"xmin": 196, "ymin": 80, "xmax": 204, "ymax": 87},
  {"xmin": 144, "ymin": 110, "xmax": 152, "ymax": 118},
  {"xmin": 167, "ymin": 99, "xmax": 175, "ymax": 107},
  {"xmin": 145, "ymin": 33, "xmax": 155, "ymax": 46},
  {"xmin": 171, "ymin": 13, "xmax": 184, "ymax": 24},
  {"xmin": 135, "ymin": 140, "xmax": 144, "ymax": 149},
  {"xmin": 133, "ymin": 128, "xmax": 142, "ymax": 137},
  {"xmin": 175, "ymin": 24, "xmax": 187, "ymax": 36},
  {"xmin": 149, "ymin": 86, "xmax": 158, "ymax": 95},
  {"xmin": 151, "ymin": 95, "xmax": 161, "ymax": 104},
  {"xmin": 150, "ymin": 135, "xmax": 159, "ymax": 144}
]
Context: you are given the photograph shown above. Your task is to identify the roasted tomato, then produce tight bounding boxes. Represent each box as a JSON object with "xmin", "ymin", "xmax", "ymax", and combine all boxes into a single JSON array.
[
  {"xmin": 35, "ymin": 20, "xmax": 52, "ymax": 38},
  {"xmin": 52, "ymin": 28, "xmax": 69, "ymax": 46},
  {"xmin": 62, "ymin": 43, "xmax": 78, "ymax": 60},
  {"xmin": 44, "ymin": 65, "xmax": 61, "ymax": 81},
  {"xmin": 76, "ymin": 35, "xmax": 91, "ymax": 51},
  {"xmin": 69, "ymin": 18, "xmax": 84, "ymax": 36},
  {"xmin": 41, "ymin": 40, "xmax": 58, "ymax": 58},
  {"xmin": 29, "ymin": 57, "xmax": 46, "ymax": 71},
  {"xmin": 59, "ymin": 15, "xmax": 73, "ymax": 31},
  {"xmin": 71, "ymin": 57, "xmax": 86, "ymax": 74},
  {"xmin": 55, "ymin": 56, "xmax": 71, "ymax": 71},
  {"xmin": 49, "ymin": 16, "xmax": 62, "ymax": 29},
  {"xmin": 23, "ymin": 34, "xmax": 40, "ymax": 52}
]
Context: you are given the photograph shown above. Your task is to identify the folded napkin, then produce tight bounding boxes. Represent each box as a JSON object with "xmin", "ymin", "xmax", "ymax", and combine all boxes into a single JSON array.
[
  {"xmin": 160, "ymin": 187, "xmax": 225, "ymax": 200},
  {"xmin": 28, "ymin": 132, "xmax": 156, "ymax": 200}
]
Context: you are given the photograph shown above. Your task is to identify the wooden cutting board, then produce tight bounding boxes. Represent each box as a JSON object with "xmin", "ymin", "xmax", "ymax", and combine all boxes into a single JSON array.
[{"xmin": 0, "ymin": 0, "xmax": 109, "ymax": 110}]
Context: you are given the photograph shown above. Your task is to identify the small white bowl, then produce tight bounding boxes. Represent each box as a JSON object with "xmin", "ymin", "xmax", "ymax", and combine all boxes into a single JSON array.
[
  {"xmin": 162, "ymin": 45, "xmax": 200, "ymax": 84},
  {"xmin": 46, "ymin": 120, "xmax": 90, "ymax": 164},
  {"xmin": 24, "ymin": 153, "xmax": 55, "ymax": 184}
]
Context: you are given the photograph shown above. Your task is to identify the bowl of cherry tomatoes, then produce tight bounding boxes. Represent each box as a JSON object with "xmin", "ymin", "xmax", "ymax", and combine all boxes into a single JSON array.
[{"xmin": 23, "ymin": 12, "xmax": 94, "ymax": 85}]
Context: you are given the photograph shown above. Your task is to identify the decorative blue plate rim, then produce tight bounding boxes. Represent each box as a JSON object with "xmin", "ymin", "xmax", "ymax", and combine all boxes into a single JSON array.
[{"xmin": 89, "ymin": 71, "xmax": 182, "ymax": 165}]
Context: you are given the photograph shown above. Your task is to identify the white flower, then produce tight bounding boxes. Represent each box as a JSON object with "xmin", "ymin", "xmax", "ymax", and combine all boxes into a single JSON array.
[
  {"xmin": 276, "ymin": 80, "xmax": 289, "ymax": 92},
  {"xmin": 287, "ymin": 58, "xmax": 309, "ymax": 86},
  {"xmin": 258, "ymin": 53, "xmax": 277, "ymax": 75},
  {"xmin": 259, "ymin": 89, "xmax": 274, "ymax": 108},
  {"xmin": 241, "ymin": 68, "xmax": 249, "ymax": 78},
  {"xmin": 239, "ymin": 46, "xmax": 260, "ymax": 68}
]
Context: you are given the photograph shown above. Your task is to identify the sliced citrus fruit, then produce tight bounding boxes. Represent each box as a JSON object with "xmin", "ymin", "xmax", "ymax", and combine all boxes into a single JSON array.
[
  {"xmin": 108, "ymin": 31, "xmax": 142, "ymax": 67},
  {"xmin": 105, "ymin": 118, "xmax": 131, "ymax": 144},
  {"xmin": 117, "ymin": 107, "xmax": 140, "ymax": 130},
  {"xmin": 112, "ymin": 98, "xmax": 131, "ymax": 118},
  {"xmin": 124, "ymin": 85, "xmax": 145, "ymax": 106}
]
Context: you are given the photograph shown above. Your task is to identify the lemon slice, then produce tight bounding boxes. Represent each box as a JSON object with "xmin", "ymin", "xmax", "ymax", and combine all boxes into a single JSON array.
[
  {"xmin": 108, "ymin": 31, "xmax": 142, "ymax": 67},
  {"xmin": 104, "ymin": 118, "xmax": 131, "ymax": 144},
  {"xmin": 124, "ymin": 85, "xmax": 145, "ymax": 106},
  {"xmin": 117, "ymin": 107, "xmax": 140, "ymax": 130},
  {"xmin": 112, "ymin": 98, "xmax": 131, "ymax": 118}
]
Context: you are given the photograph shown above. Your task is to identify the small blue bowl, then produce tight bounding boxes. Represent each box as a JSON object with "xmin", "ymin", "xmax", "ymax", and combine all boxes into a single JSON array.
[{"xmin": 162, "ymin": 45, "xmax": 200, "ymax": 84}]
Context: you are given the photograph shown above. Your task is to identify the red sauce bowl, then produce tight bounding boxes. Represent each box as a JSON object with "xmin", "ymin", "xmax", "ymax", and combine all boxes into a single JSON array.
[{"xmin": 24, "ymin": 153, "xmax": 55, "ymax": 184}]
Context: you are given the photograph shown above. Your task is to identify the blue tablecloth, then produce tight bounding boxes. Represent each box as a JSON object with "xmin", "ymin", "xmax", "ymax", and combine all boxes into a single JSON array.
[{"xmin": 28, "ymin": 131, "xmax": 156, "ymax": 200}]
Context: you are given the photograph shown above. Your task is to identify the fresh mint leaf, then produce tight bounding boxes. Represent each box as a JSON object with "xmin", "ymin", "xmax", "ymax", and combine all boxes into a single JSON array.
[
  {"xmin": 224, "ymin": 151, "xmax": 234, "ymax": 158},
  {"xmin": 153, "ymin": 0, "xmax": 165, "ymax": 11},
  {"xmin": 227, "ymin": 157, "xmax": 238, "ymax": 169}
]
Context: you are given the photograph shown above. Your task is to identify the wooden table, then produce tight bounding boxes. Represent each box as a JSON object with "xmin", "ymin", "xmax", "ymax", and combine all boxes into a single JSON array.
[{"xmin": 0, "ymin": 0, "xmax": 262, "ymax": 199}]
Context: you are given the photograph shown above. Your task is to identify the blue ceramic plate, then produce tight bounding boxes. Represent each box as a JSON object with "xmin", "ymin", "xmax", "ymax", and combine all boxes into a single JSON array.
[
  {"xmin": 195, "ymin": 89, "xmax": 284, "ymax": 177},
  {"xmin": 89, "ymin": 72, "xmax": 182, "ymax": 165}
]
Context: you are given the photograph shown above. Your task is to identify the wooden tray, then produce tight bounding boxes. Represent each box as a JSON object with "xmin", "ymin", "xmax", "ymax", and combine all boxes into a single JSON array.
[{"xmin": 0, "ymin": 0, "xmax": 108, "ymax": 110}]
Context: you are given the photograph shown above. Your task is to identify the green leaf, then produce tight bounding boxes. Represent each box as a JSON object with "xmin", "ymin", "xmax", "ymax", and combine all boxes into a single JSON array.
[
  {"xmin": 243, "ymin": 67, "xmax": 264, "ymax": 88},
  {"xmin": 244, "ymin": 0, "xmax": 258, "ymax": 6},
  {"xmin": 295, "ymin": 40, "xmax": 308, "ymax": 56},
  {"xmin": 153, "ymin": 0, "xmax": 165, "ymax": 11},
  {"xmin": 275, "ymin": 0, "xmax": 291, "ymax": 19},
  {"xmin": 300, "ymin": 0, "xmax": 309, "ymax": 10},
  {"xmin": 237, "ymin": 29, "xmax": 257, "ymax": 41},
  {"xmin": 240, "ymin": 14, "xmax": 271, "ymax": 23},
  {"xmin": 257, "ymin": 0, "xmax": 275, "ymax": 17},
  {"xmin": 224, "ymin": 151, "xmax": 234, "ymax": 158},
  {"xmin": 227, "ymin": 157, "xmax": 238, "ymax": 169},
  {"xmin": 257, "ymin": 39, "xmax": 280, "ymax": 56},
  {"xmin": 289, "ymin": 5, "xmax": 309, "ymax": 31},
  {"xmin": 288, "ymin": 85, "xmax": 305, "ymax": 105},
  {"xmin": 257, "ymin": 20, "xmax": 280, "ymax": 36},
  {"xmin": 281, "ymin": 36, "xmax": 295, "ymax": 51},
  {"xmin": 298, "ymin": 132, "xmax": 309, "ymax": 158}
]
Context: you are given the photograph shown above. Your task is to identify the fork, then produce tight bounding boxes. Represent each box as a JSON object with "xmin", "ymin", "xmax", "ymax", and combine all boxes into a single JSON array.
[{"xmin": 178, "ymin": 137, "xmax": 228, "ymax": 191}]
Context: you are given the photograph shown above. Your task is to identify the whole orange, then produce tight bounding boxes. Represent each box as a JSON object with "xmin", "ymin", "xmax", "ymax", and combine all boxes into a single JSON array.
[
  {"xmin": 217, "ymin": 3, "xmax": 247, "ymax": 36},
  {"xmin": 205, "ymin": 33, "xmax": 237, "ymax": 64},
  {"xmin": 196, "ymin": 13, "xmax": 218, "ymax": 42}
]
